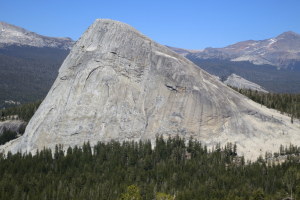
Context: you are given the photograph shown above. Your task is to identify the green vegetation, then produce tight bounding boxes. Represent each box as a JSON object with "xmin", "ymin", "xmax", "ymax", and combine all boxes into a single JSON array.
[
  {"xmin": 0, "ymin": 101, "xmax": 40, "ymax": 145},
  {"xmin": 232, "ymin": 87, "xmax": 300, "ymax": 119},
  {"xmin": 0, "ymin": 137, "xmax": 299, "ymax": 200},
  {"xmin": 0, "ymin": 100, "xmax": 41, "ymax": 122},
  {"xmin": 0, "ymin": 129, "xmax": 18, "ymax": 145},
  {"xmin": 118, "ymin": 185, "xmax": 142, "ymax": 200},
  {"xmin": 0, "ymin": 45, "xmax": 69, "ymax": 108}
]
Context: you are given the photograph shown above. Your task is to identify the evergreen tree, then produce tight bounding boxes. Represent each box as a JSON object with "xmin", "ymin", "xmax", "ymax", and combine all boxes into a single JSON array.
[{"xmin": 119, "ymin": 185, "xmax": 142, "ymax": 200}]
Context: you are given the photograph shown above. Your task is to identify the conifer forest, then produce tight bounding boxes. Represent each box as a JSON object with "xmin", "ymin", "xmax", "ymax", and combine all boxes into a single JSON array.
[{"xmin": 0, "ymin": 137, "xmax": 299, "ymax": 200}]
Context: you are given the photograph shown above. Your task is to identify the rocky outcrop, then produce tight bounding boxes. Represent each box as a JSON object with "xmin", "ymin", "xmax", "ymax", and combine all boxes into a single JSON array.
[
  {"xmin": 224, "ymin": 74, "xmax": 268, "ymax": 93},
  {"xmin": 1, "ymin": 19, "xmax": 300, "ymax": 160},
  {"xmin": 0, "ymin": 120, "xmax": 26, "ymax": 135}
]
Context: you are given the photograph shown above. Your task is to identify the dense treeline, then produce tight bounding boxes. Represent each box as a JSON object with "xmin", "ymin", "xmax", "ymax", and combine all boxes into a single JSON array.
[
  {"xmin": 233, "ymin": 87, "xmax": 300, "ymax": 120},
  {"xmin": 0, "ymin": 100, "xmax": 41, "ymax": 122},
  {"xmin": 0, "ymin": 137, "xmax": 299, "ymax": 200}
]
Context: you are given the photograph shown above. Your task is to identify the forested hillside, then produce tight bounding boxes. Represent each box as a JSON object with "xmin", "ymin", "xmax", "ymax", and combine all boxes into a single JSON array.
[
  {"xmin": 0, "ymin": 137, "xmax": 299, "ymax": 200},
  {"xmin": 232, "ymin": 87, "xmax": 300, "ymax": 120},
  {"xmin": 0, "ymin": 101, "xmax": 41, "ymax": 145},
  {"xmin": 0, "ymin": 45, "xmax": 68, "ymax": 108},
  {"xmin": 0, "ymin": 100, "xmax": 41, "ymax": 122},
  {"xmin": 187, "ymin": 58, "xmax": 300, "ymax": 93}
]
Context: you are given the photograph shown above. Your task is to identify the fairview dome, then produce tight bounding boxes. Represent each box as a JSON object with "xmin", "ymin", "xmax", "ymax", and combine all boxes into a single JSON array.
[{"xmin": 1, "ymin": 19, "xmax": 300, "ymax": 160}]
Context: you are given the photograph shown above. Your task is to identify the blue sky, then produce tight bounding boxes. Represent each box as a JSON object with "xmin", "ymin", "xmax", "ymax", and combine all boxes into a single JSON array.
[{"xmin": 1, "ymin": 0, "xmax": 300, "ymax": 49}]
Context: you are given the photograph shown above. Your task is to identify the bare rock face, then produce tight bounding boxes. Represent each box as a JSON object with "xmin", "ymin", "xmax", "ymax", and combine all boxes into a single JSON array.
[
  {"xmin": 0, "ymin": 120, "xmax": 26, "ymax": 135},
  {"xmin": 1, "ymin": 19, "xmax": 300, "ymax": 160},
  {"xmin": 224, "ymin": 74, "xmax": 268, "ymax": 93}
]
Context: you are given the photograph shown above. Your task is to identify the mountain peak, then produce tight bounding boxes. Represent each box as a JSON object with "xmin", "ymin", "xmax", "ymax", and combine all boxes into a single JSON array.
[
  {"xmin": 0, "ymin": 21, "xmax": 24, "ymax": 31},
  {"xmin": 276, "ymin": 31, "xmax": 300, "ymax": 39},
  {"xmin": 88, "ymin": 18, "xmax": 147, "ymax": 41},
  {"xmin": 94, "ymin": 18, "xmax": 130, "ymax": 26}
]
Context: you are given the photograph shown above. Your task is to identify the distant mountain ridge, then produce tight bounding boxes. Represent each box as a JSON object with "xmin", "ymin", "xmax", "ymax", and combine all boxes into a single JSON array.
[
  {"xmin": 168, "ymin": 31, "xmax": 300, "ymax": 93},
  {"xmin": 0, "ymin": 22, "xmax": 72, "ymax": 108},
  {"xmin": 170, "ymin": 31, "xmax": 300, "ymax": 69},
  {"xmin": 0, "ymin": 22, "xmax": 74, "ymax": 50}
]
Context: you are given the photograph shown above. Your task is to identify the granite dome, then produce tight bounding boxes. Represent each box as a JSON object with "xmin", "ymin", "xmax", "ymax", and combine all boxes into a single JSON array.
[{"xmin": 1, "ymin": 19, "xmax": 300, "ymax": 160}]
